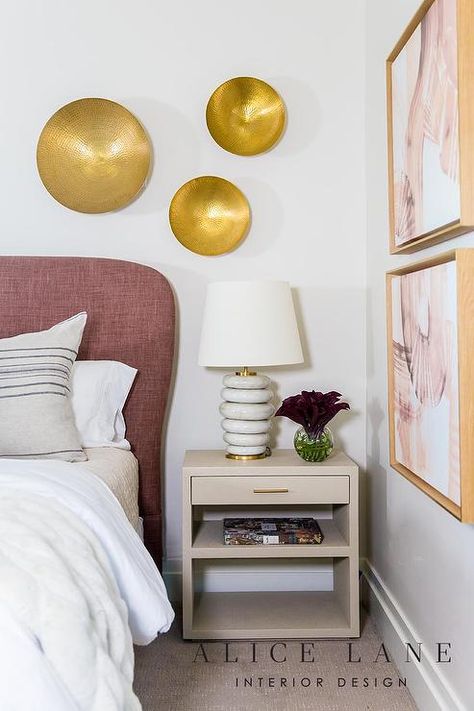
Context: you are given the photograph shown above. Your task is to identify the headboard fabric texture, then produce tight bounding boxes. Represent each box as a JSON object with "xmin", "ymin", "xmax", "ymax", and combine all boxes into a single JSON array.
[{"xmin": 0, "ymin": 256, "xmax": 175, "ymax": 568}]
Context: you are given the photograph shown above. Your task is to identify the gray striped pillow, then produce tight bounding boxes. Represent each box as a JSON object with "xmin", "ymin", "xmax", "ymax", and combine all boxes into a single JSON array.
[{"xmin": 0, "ymin": 313, "xmax": 88, "ymax": 461}]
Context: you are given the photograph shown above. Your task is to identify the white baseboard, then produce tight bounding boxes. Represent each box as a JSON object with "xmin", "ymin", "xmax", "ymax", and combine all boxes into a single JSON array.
[{"xmin": 362, "ymin": 560, "xmax": 464, "ymax": 711}]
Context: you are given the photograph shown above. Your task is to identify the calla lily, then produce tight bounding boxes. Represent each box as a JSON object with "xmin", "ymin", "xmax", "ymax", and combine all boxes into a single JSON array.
[{"xmin": 274, "ymin": 389, "xmax": 350, "ymax": 440}]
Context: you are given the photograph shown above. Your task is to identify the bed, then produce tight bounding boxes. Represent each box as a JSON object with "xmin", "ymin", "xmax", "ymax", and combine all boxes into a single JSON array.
[
  {"xmin": 0, "ymin": 256, "xmax": 176, "ymax": 710},
  {"xmin": 0, "ymin": 255, "xmax": 175, "ymax": 567}
]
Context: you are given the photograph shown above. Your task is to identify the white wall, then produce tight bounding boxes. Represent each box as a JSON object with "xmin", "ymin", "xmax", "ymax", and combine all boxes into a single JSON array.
[
  {"xmin": 366, "ymin": 2, "xmax": 474, "ymax": 709},
  {"xmin": 0, "ymin": 1, "xmax": 366, "ymax": 566}
]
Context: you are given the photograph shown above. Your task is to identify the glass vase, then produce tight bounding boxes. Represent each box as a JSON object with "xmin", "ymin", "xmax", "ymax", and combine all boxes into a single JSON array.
[{"xmin": 293, "ymin": 426, "xmax": 334, "ymax": 462}]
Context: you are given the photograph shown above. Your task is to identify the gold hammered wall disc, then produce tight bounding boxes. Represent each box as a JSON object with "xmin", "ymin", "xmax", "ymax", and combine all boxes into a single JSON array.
[
  {"xmin": 36, "ymin": 98, "xmax": 151, "ymax": 213},
  {"xmin": 169, "ymin": 176, "xmax": 250, "ymax": 255},
  {"xmin": 206, "ymin": 77, "xmax": 286, "ymax": 156}
]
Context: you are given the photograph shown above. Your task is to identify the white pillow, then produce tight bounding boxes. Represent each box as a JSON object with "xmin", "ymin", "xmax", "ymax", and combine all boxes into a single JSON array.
[
  {"xmin": 0, "ymin": 313, "xmax": 87, "ymax": 461},
  {"xmin": 71, "ymin": 360, "xmax": 137, "ymax": 449}
]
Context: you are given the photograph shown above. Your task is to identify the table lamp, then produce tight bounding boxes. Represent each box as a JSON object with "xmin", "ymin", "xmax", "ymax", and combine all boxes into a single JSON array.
[{"xmin": 198, "ymin": 280, "xmax": 303, "ymax": 459}]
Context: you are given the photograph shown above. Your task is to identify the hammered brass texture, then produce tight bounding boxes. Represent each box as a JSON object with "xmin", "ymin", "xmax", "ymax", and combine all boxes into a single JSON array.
[
  {"xmin": 169, "ymin": 176, "xmax": 250, "ymax": 255},
  {"xmin": 206, "ymin": 77, "xmax": 286, "ymax": 156},
  {"xmin": 36, "ymin": 98, "xmax": 151, "ymax": 213}
]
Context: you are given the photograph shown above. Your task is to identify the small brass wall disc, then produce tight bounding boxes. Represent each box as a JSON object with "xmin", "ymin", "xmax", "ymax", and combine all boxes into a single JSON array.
[
  {"xmin": 206, "ymin": 77, "xmax": 286, "ymax": 156},
  {"xmin": 169, "ymin": 176, "xmax": 250, "ymax": 255},
  {"xmin": 36, "ymin": 98, "xmax": 151, "ymax": 213}
]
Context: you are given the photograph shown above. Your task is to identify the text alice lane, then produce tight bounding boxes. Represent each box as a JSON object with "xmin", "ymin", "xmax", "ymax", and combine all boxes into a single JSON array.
[{"xmin": 192, "ymin": 641, "xmax": 452, "ymax": 665}]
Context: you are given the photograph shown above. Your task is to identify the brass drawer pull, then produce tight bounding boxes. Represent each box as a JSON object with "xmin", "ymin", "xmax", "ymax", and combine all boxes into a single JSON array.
[{"xmin": 253, "ymin": 487, "xmax": 289, "ymax": 494}]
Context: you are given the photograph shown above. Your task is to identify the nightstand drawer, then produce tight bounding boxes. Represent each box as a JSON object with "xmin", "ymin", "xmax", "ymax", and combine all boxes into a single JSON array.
[{"xmin": 191, "ymin": 475, "xmax": 349, "ymax": 505}]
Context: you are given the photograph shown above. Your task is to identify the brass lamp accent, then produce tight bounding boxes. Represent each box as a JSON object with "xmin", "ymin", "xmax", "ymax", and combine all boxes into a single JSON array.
[
  {"xmin": 169, "ymin": 176, "xmax": 250, "ymax": 255},
  {"xmin": 36, "ymin": 98, "xmax": 151, "ymax": 213},
  {"xmin": 206, "ymin": 77, "xmax": 286, "ymax": 156},
  {"xmin": 236, "ymin": 367, "xmax": 256, "ymax": 377}
]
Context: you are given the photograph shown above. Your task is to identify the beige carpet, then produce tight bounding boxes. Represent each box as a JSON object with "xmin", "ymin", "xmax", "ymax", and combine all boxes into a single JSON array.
[{"xmin": 134, "ymin": 609, "xmax": 417, "ymax": 711}]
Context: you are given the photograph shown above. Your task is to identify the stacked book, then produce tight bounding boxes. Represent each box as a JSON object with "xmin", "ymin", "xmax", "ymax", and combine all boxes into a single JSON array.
[{"xmin": 223, "ymin": 517, "xmax": 324, "ymax": 545}]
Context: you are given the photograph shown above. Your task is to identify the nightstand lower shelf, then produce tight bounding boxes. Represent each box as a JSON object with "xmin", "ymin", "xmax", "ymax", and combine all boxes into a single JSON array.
[{"xmin": 191, "ymin": 590, "xmax": 355, "ymax": 639}]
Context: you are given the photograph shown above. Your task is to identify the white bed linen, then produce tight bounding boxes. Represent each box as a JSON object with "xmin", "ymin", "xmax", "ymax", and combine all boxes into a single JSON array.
[
  {"xmin": 81, "ymin": 448, "xmax": 140, "ymax": 530},
  {"xmin": 0, "ymin": 458, "xmax": 174, "ymax": 711},
  {"xmin": 71, "ymin": 360, "xmax": 137, "ymax": 450}
]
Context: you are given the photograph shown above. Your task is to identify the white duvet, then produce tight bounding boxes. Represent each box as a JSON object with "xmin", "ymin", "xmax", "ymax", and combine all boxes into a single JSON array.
[{"xmin": 0, "ymin": 459, "xmax": 174, "ymax": 711}]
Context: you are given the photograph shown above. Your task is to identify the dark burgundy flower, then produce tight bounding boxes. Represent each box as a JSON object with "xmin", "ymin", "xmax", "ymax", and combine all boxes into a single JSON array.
[{"xmin": 274, "ymin": 389, "xmax": 350, "ymax": 440}]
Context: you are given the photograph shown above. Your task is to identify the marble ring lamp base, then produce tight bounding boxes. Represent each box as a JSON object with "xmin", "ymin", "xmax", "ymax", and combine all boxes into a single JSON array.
[{"xmin": 219, "ymin": 371, "xmax": 275, "ymax": 459}]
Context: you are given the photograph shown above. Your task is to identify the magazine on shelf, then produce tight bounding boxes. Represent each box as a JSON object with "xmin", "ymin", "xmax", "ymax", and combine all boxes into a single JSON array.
[{"xmin": 223, "ymin": 517, "xmax": 324, "ymax": 545}]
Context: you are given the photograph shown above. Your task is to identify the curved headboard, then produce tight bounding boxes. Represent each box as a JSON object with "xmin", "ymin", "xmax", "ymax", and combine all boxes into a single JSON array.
[{"xmin": 0, "ymin": 256, "xmax": 175, "ymax": 567}]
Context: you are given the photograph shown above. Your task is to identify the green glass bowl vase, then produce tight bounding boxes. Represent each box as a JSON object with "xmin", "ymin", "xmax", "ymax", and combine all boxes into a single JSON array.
[{"xmin": 293, "ymin": 426, "xmax": 334, "ymax": 462}]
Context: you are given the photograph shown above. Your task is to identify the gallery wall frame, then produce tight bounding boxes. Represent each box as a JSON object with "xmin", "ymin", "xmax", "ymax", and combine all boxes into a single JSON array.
[
  {"xmin": 386, "ymin": 249, "xmax": 474, "ymax": 521},
  {"xmin": 386, "ymin": 0, "xmax": 474, "ymax": 254}
]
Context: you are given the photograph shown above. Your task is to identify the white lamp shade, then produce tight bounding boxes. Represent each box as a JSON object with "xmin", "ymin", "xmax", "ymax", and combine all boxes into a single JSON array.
[{"xmin": 198, "ymin": 280, "xmax": 304, "ymax": 367}]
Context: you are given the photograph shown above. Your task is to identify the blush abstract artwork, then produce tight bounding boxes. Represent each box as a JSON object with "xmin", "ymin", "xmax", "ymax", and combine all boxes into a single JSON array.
[
  {"xmin": 391, "ymin": 0, "xmax": 459, "ymax": 247},
  {"xmin": 384, "ymin": 0, "xmax": 474, "ymax": 253},
  {"xmin": 391, "ymin": 261, "xmax": 460, "ymax": 506}
]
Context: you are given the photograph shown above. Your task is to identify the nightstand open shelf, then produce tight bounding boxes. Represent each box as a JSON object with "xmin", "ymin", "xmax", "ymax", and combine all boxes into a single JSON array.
[
  {"xmin": 191, "ymin": 518, "xmax": 349, "ymax": 558},
  {"xmin": 182, "ymin": 449, "xmax": 359, "ymax": 640},
  {"xmin": 192, "ymin": 590, "xmax": 351, "ymax": 639}
]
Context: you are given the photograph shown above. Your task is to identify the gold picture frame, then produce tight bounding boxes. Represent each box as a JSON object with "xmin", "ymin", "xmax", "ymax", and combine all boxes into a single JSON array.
[
  {"xmin": 386, "ymin": 249, "xmax": 474, "ymax": 521},
  {"xmin": 386, "ymin": 0, "xmax": 474, "ymax": 254}
]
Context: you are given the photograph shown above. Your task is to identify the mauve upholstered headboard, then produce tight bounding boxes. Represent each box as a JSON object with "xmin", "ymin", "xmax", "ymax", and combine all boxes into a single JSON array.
[{"xmin": 0, "ymin": 256, "xmax": 175, "ymax": 567}]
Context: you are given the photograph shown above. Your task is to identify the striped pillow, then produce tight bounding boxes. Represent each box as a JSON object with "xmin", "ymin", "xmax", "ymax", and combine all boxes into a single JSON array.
[{"xmin": 0, "ymin": 313, "xmax": 87, "ymax": 461}]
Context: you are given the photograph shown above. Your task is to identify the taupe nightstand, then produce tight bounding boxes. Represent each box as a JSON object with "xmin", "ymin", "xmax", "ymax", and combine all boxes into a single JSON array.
[{"xmin": 182, "ymin": 449, "xmax": 359, "ymax": 640}]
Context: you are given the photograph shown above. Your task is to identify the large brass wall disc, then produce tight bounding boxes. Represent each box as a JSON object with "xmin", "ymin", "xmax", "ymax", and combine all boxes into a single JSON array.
[
  {"xmin": 36, "ymin": 98, "xmax": 151, "ymax": 213},
  {"xmin": 206, "ymin": 77, "xmax": 286, "ymax": 156},
  {"xmin": 169, "ymin": 176, "xmax": 250, "ymax": 255}
]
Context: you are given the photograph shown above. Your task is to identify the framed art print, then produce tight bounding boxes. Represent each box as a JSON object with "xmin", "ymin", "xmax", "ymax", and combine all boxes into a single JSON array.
[
  {"xmin": 386, "ymin": 0, "xmax": 474, "ymax": 254},
  {"xmin": 387, "ymin": 249, "xmax": 474, "ymax": 520}
]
